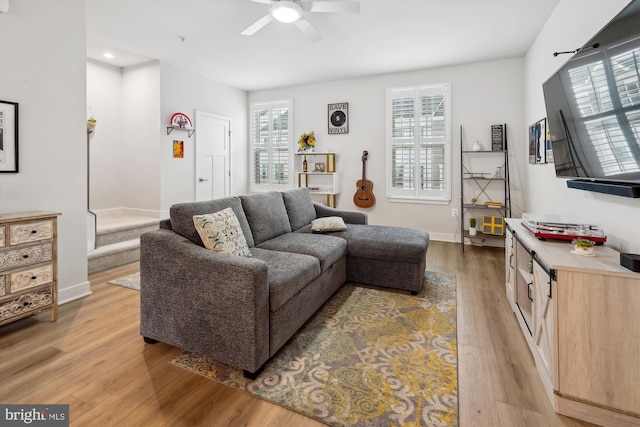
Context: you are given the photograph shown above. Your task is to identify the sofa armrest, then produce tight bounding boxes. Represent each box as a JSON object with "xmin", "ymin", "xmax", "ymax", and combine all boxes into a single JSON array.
[
  {"xmin": 139, "ymin": 229, "xmax": 270, "ymax": 373},
  {"xmin": 314, "ymin": 203, "xmax": 368, "ymax": 224}
]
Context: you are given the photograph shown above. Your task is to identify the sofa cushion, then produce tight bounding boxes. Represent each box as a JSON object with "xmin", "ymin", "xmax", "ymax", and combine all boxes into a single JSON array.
[
  {"xmin": 249, "ymin": 247, "xmax": 321, "ymax": 312},
  {"xmin": 256, "ymin": 232, "xmax": 347, "ymax": 272},
  {"xmin": 326, "ymin": 224, "xmax": 430, "ymax": 263},
  {"xmin": 311, "ymin": 216, "xmax": 347, "ymax": 232},
  {"xmin": 281, "ymin": 188, "xmax": 317, "ymax": 230},
  {"xmin": 240, "ymin": 192, "xmax": 292, "ymax": 245},
  {"xmin": 170, "ymin": 196, "xmax": 254, "ymax": 247},
  {"xmin": 193, "ymin": 208, "xmax": 252, "ymax": 257}
]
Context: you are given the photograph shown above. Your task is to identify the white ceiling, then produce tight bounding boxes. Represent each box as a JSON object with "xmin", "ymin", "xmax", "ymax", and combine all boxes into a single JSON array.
[{"xmin": 86, "ymin": 0, "xmax": 560, "ymax": 92}]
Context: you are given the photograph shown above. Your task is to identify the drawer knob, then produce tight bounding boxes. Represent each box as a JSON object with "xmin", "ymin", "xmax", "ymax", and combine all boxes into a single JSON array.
[
  {"xmin": 31, "ymin": 230, "xmax": 37, "ymax": 234},
  {"xmin": 31, "ymin": 276, "xmax": 37, "ymax": 280},
  {"xmin": 23, "ymin": 254, "xmax": 29, "ymax": 259}
]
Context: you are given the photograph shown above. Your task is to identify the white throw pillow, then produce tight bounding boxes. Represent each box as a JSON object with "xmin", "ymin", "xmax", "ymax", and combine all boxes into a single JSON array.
[
  {"xmin": 311, "ymin": 216, "xmax": 347, "ymax": 232},
  {"xmin": 193, "ymin": 208, "xmax": 252, "ymax": 257}
]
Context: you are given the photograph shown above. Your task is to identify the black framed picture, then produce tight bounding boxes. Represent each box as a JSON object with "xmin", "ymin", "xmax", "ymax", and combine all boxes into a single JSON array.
[
  {"xmin": 328, "ymin": 102, "xmax": 349, "ymax": 134},
  {"xmin": 528, "ymin": 118, "xmax": 546, "ymax": 164},
  {"xmin": 0, "ymin": 100, "xmax": 19, "ymax": 173}
]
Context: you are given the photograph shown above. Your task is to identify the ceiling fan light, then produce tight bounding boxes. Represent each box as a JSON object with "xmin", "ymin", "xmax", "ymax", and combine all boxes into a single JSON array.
[{"xmin": 271, "ymin": 2, "xmax": 302, "ymax": 23}]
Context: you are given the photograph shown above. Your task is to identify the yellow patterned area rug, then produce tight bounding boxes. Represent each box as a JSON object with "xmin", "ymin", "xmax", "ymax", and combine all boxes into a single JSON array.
[{"xmin": 169, "ymin": 271, "xmax": 458, "ymax": 427}]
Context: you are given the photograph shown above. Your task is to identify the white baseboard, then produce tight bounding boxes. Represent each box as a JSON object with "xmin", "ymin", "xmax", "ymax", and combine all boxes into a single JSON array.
[
  {"xmin": 58, "ymin": 280, "xmax": 92, "ymax": 305},
  {"xmin": 429, "ymin": 232, "xmax": 458, "ymax": 243}
]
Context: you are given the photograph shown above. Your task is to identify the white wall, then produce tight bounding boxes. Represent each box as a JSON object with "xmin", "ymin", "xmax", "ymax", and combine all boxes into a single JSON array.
[
  {"xmin": 87, "ymin": 60, "xmax": 123, "ymax": 210},
  {"xmin": 160, "ymin": 63, "xmax": 248, "ymax": 211},
  {"xmin": 0, "ymin": 0, "xmax": 90, "ymax": 302},
  {"xmin": 249, "ymin": 58, "xmax": 525, "ymax": 242},
  {"xmin": 523, "ymin": 0, "xmax": 639, "ymax": 253}
]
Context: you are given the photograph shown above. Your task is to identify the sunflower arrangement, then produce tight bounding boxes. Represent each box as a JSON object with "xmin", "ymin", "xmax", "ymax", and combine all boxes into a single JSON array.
[{"xmin": 298, "ymin": 131, "xmax": 316, "ymax": 152}]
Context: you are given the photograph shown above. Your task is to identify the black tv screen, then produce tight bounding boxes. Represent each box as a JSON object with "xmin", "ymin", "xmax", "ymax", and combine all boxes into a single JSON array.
[{"xmin": 542, "ymin": 0, "xmax": 640, "ymax": 185}]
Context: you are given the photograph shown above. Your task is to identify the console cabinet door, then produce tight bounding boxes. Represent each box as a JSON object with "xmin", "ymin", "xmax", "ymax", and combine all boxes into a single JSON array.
[
  {"xmin": 532, "ymin": 260, "xmax": 554, "ymax": 386},
  {"xmin": 556, "ymin": 270, "xmax": 640, "ymax": 417},
  {"xmin": 505, "ymin": 228, "xmax": 516, "ymax": 304}
]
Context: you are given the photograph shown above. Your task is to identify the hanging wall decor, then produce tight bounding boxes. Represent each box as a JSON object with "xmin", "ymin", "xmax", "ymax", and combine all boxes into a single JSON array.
[
  {"xmin": 328, "ymin": 102, "xmax": 349, "ymax": 134},
  {"xmin": 0, "ymin": 100, "xmax": 19, "ymax": 173},
  {"xmin": 528, "ymin": 118, "xmax": 546, "ymax": 164}
]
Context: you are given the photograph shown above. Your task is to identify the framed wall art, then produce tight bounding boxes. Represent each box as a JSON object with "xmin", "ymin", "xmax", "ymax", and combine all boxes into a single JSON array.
[
  {"xmin": 328, "ymin": 102, "xmax": 349, "ymax": 134},
  {"xmin": 0, "ymin": 100, "xmax": 19, "ymax": 173},
  {"xmin": 528, "ymin": 118, "xmax": 546, "ymax": 164}
]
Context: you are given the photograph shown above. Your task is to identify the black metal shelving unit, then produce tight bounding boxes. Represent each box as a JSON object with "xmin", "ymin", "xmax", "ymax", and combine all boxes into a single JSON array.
[{"xmin": 460, "ymin": 125, "xmax": 511, "ymax": 251}]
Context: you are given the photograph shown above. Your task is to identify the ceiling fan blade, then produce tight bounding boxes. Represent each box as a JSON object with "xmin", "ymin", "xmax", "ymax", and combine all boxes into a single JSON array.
[
  {"xmin": 308, "ymin": 1, "xmax": 360, "ymax": 14},
  {"xmin": 248, "ymin": 0, "xmax": 273, "ymax": 4},
  {"xmin": 294, "ymin": 18, "xmax": 322, "ymax": 42},
  {"xmin": 241, "ymin": 13, "xmax": 275, "ymax": 36}
]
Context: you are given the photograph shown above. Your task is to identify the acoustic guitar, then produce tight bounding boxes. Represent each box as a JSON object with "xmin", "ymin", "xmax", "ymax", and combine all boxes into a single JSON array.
[{"xmin": 353, "ymin": 150, "xmax": 375, "ymax": 208}]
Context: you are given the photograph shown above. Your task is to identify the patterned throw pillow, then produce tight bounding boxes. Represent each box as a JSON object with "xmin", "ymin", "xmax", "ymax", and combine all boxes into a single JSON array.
[
  {"xmin": 193, "ymin": 208, "xmax": 252, "ymax": 257},
  {"xmin": 311, "ymin": 216, "xmax": 347, "ymax": 232}
]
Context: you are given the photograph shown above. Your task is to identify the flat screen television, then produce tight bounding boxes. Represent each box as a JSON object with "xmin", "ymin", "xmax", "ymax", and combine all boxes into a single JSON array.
[{"xmin": 542, "ymin": 0, "xmax": 640, "ymax": 197}]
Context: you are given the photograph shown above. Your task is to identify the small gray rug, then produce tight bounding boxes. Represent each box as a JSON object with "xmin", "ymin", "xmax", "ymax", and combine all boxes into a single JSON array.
[{"xmin": 107, "ymin": 272, "xmax": 140, "ymax": 290}]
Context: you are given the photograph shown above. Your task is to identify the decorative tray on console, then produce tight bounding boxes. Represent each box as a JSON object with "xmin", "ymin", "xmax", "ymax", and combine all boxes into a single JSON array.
[{"xmin": 521, "ymin": 213, "xmax": 607, "ymax": 243}]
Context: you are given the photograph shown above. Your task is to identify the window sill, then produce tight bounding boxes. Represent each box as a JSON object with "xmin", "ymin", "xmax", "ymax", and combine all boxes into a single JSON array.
[{"xmin": 387, "ymin": 196, "xmax": 450, "ymax": 205}]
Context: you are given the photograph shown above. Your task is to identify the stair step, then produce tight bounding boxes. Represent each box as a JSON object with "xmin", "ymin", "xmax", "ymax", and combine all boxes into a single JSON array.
[
  {"xmin": 88, "ymin": 238, "xmax": 141, "ymax": 274},
  {"xmin": 96, "ymin": 217, "xmax": 160, "ymax": 248}
]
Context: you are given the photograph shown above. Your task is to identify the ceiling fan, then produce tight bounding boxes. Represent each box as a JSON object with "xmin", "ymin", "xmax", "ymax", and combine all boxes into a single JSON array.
[{"xmin": 241, "ymin": 0, "xmax": 360, "ymax": 42}]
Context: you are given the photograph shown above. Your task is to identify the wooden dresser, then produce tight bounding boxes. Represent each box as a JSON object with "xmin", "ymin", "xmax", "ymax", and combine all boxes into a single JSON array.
[{"xmin": 0, "ymin": 211, "xmax": 60, "ymax": 326}]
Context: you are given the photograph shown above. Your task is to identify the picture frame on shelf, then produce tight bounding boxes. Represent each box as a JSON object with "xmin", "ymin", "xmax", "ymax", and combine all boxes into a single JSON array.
[
  {"xmin": 528, "ymin": 118, "xmax": 546, "ymax": 164},
  {"xmin": 328, "ymin": 102, "xmax": 349, "ymax": 134},
  {"xmin": 491, "ymin": 124, "xmax": 504, "ymax": 151},
  {"xmin": 0, "ymin": 100, "xmax": 19, "ymax": 173},
  {"xmin": 314, "ymin": 162, "xmax": 325, "ymax": 172}
]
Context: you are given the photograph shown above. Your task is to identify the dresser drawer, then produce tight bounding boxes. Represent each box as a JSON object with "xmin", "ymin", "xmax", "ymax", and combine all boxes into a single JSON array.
[
  {"xmin": 0, "ymin": 242, "xmax": 53, "ymax": 270},
  {"xmin": 0, "ymin": 225, "xmax": 5, "ymax": 248},
  {"xmin": 0, "ymin": 287, "xmax": 53, "ymax": 322},
  {"xmin": 10, "ymin": 264, "xmax": 54, "ymax": 293},
  {"xmin": 9, "ymin": 220, "xmax": 54, "ymax": 245},
  {"xmin": 0, "ymin": 275, "xmax": 5, "ymax": 297}
]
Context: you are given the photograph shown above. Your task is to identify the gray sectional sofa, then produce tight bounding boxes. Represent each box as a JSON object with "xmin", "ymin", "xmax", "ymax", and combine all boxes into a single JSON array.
[{"xmin": 139, "ymin": 188, "xmax": 429, "ymax": 378}]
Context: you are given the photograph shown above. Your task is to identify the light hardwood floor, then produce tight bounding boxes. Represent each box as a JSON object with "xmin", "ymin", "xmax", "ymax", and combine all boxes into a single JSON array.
[{"xmin": 0, "ymin": 241, "xmax": 599, "ymax": 426}]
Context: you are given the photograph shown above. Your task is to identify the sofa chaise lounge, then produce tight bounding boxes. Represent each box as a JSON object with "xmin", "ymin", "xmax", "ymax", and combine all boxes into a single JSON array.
[{"xmin": 140, "ymin": 188, "xmax": 429, "ymax": 378}]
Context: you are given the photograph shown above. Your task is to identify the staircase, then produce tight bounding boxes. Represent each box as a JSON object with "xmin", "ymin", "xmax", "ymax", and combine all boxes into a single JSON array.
[{"xmin": 88, "ymin": 215, "xmax": 160, "ymax": 274}]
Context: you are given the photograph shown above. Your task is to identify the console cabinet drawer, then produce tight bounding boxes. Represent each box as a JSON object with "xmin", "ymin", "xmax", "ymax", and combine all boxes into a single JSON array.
[
  {"xmin": 0, "ymin": 275, "xmax": 5, "ymax": 297},
  {"xmin": 0, "ymin": 242, "xmax": 53, "ymax": 270},
  {"xmin": 9, "ymin": 220, "xmax": 54, "ymax": 245},
  {"xmin": 0, "ymin": 287, "xmax": 53, "ymax": 323},
  {"xmin": 10, "ymin": 264, "xmax": 54, "ymax": 293},
  {"xmin": 0, "ymin": 225, "xmax": 5, "ymax": 248}
]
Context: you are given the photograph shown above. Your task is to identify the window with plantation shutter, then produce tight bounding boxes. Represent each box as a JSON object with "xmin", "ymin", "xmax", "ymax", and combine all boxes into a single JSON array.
[
  {"xmin": 386, "ymin": 84, "xmax": 451, "ymax": 202},
  {"xmin": 250, "ymin": 100, "xmax": 293, "ymax": 192}
]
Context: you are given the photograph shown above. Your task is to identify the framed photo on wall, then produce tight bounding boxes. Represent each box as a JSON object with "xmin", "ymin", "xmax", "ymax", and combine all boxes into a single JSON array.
[
  {"xmin": 328, "ymin": 102, "xmax": 349, "ymax": 134},
  {"xmin": 528, "ymin": 118, "xmax": 546, "ymax": 164},
  {"xmin": 0, "ymin": 100, "xmax": 19, "ymax": 173}
]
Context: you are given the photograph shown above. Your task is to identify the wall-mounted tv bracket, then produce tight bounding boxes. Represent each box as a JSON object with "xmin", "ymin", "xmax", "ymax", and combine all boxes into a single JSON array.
[{"xmin": 553, "ymin": 43, "xmax": 600, "ymax": 57}]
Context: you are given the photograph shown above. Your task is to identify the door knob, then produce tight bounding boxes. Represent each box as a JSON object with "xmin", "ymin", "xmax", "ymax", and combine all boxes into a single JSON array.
[{"xmin": 198, "ymin": 178, "xmax": 209, "ymax": 182}]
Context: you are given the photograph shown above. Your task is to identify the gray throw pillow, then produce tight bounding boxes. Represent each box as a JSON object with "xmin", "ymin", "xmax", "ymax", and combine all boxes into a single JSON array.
[{"xmin": 282, "ymin": 188, "xmax": 317, "ymax": 230}]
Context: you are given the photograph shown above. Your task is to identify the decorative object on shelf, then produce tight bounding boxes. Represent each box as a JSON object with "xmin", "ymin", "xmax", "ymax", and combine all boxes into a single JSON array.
[
  {"xmin": 298, "ymin": 131, "xmax": 316, "ymax": 152},
  {"xmin": 0, "ymin": 99, "xmax": 19, "ymax": 173},
  {"xmin": 328, "ymin": 102, "xmax": 349, "ymax": 134},
  {"xmin": 353, "ymin": 150, "xmax": 375, "ymax": 208},
  {"xmin": 482, "ymin": 215, "xmax": 505, "ymax": 236},
  {"xmin": 173, "ymin": 140, "xmax": 184, "ymax": 159},
  {"xmin": 528, "ymin": 118, "xmax": 546, "ymax": 164},
  {"xmin": 491, "ymin": 124, "xmax": 504, "ymax": 150},
  {"xmin": 472, "ymin": 141, "xmax": 482, "ymax": 151},
  {"xmin": 572, "ymin": 238, "xmax": 596, "ymax": 256},
  {"xmin": 314, "ymin": 162, "xmax": 325, "ymax": 172},
  {"xmin": 302, "ymin": 156, "xmax": 308, "ymax": 172},
  {"xmin": 469, "ymin": 217, "xmax": 477, "ymax": 236},
  {"xmin": 167, "ymin": 112, "xmax": 195, "ymax": 137}
]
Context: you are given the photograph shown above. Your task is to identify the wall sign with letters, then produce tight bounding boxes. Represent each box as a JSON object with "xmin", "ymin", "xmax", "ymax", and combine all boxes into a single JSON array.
[{"xmin": 328, "ymin": 102, "xmax": 349, "ymax": 134}]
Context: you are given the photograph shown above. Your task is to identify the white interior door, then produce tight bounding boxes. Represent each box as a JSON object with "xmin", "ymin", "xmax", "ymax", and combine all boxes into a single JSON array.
[{"xmin": 195, "ymin": 111, "xmax": 231, "ymax": 201}]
